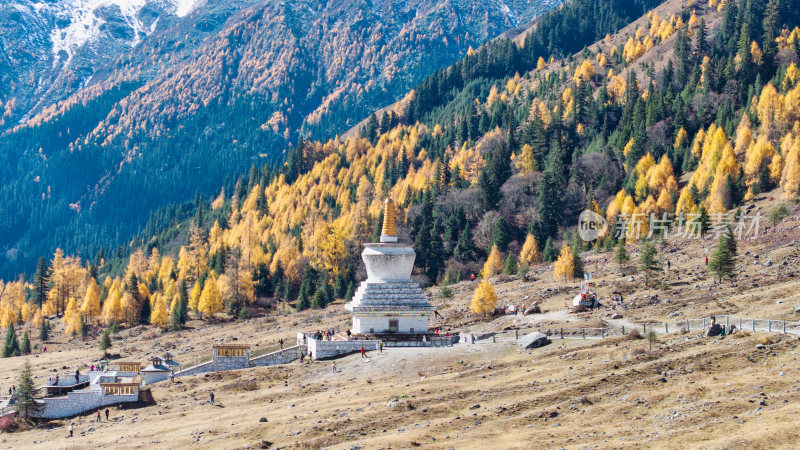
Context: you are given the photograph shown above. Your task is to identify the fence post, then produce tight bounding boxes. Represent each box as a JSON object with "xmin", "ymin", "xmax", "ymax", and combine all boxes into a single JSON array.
[
  {"xmin": 686, "ymin": 320, "xmax": 690, "ymax": 332},
  {"xmin": 515, "ymin": 329, "xmax": 519, "ymax": 340},
  {"xmin": 783, "ymin": 321, "xmax": 786, "ymax": 334},
  {"xmin": 769, "ymin": 320, "xmax": 772, "ymax": 332},
  {"xmin": 703, "ymin": 318, "xmax": 706, "ymax": 328},
  {"xmin": 582, "ymin": 329, "xmax": 586, "ymax": 339},
  {"xmin": 601, "ymin": 328, "xmax": 605, "ymax": 339},
  {"xmin": 560, "ymin": 328, "xmax": 564, "ymax": 339},
  {"xmin": 665, "ymin": 323, "xmax": 668, "ymax": 334},
  {"xmin": 622, "ymin": 326, "xmax": 625, "ymax": 335},
  {"xmin": 739, "ymin": 317, "xmax": 742, "ymax": 329},
  {"xmin": 752, "ymin": 320, "xmax": 755, "ymax": 332},
  {"xmin": 493, "ymin": 335, "xmax": 496, "ymax": 343}
]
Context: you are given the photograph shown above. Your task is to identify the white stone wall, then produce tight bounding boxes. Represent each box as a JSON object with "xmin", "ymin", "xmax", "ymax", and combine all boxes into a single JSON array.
[
  {"xmin": 306, "ymin": 339, "xmax": 379, "ymax": 359},
  {"xmin": 352, "ymin": 315, "xmax": 428, "ymax": 334},
  {"xmin": 142, "ymin": 371, "xmax": 171, "ymax": 385},
  {"xmin": 249, "ymin": 346, "xmax": 305, "ymax": 367},
  {"xmin": 175, "ymin": 355, "xmax": 249, "ymax": 377},
  {"xmin": 37, "ymin": 388, "xmax": 139, "ymax": 419}
]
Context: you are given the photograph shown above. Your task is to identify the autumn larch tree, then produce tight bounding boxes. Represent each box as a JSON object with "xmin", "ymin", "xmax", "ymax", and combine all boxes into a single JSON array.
[
  {"xmin": 553, "ymin": 245, "xmax": 575, "ymax": 282},
  {"xmin": 519, "ymin": 234, "xmax": 542, "ymax": 266},
  {"xmin": 471, "ymin": 281, "xmax": 498, "ymax": 317},
  {"xmin": 150, "ymin": 294, "xmax": 169, "ymax": 328},
  {"xmin": 198, "ymin": 274, "xmax": 223, "ymax": 319},
  {"xmin": 81, "ymin": 278, "xmax": 102, "ymax": 324},
  {"xmin": 482, "ymin": 245, "xmax": 504, "ymax": 278}
]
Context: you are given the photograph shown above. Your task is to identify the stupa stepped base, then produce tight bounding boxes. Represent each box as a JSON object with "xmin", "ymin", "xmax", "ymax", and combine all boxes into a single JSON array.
[
  {"xmin": 347, "ymin": 281, "xmax": 433, "ymax": 307},
  {"xmin": 351, "ymin": 332, "xmax": 458, "ymax": 347}
]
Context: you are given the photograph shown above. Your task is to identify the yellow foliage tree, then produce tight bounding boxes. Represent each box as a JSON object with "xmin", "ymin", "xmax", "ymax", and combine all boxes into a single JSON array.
[
  {"xmin": 189, "ymin": 282, "xmax": 202, "ymax": 311},
  {"xmin": 470, "ymin": 281, "xmax": 498, "ymax": 317},
  {"xmin": 102, "ymin": 286, "xmax": 124, "ymax": 325},
  {"xmin": 519, "ymin": 234, "xmax": 542, "ymax": 265},
  {"xmin": 514, "ymin": 144, "xmax": 537, "ymax": 174},
  {"xmin": 198, "ymin": 274, "xmax": 223, "ymax": 318},
  {"xmin": 62, "ymin": 297, "xmax": 81, "ymax": 337},
  {"xmin": 80, "ymin": 278, "xmax": 101, "ymax": 323},
  {"xmin": 150, "ymin": 293, "xmax": 169, "ymax": 328},
  {"xmin": 553, "ymin": 245, "xmax": 575, "ymax": 282},
  {"xmin": 482, "ymin": 245, "xmax": 504, "ymax": 278},
  {"xmin": 537, "ymin": 56, "xmax": 546, "ymax": 70}
]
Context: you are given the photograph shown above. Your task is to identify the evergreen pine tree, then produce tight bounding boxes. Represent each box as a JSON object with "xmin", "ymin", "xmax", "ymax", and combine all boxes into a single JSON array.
[
  {"xmin": 639, "ymin": 241, "xmax": 661, "ymax": 287},
  {"xmin": 99, "ymin": 329, "xmax": 112, "ymax": 351},
  {"xmin": 542, "ymin": 237, "xmax": 555, "ymax": 262},
  {"xmin": 39, "ymin": 319, "xmax": 49, "ymax": 342},
  {"xmin": 502, "ymin": 254, "xmax": 518, "ymax": 275},
  {"xmin": 3, "ymin": 324, "xmax": 20, "ymax": 357},
  {"xmin": 614, "ymin": 239, "xmax": 630, "ymax": 270},
  {"xmin": 344, "ymin": 281, "xmax": 356, "ymax": 302},
  {"xmin": 492, "ymin": 217, "xmax": 511, "ymax": 251},
  {"xmin": 20, "ymin": 331, "xmax": 30, "ymax": 354},
  {"xmin": 15, "ymin": 360, "xmax": 41, "ymax": 419},
  {"xmin": 33, "ymin": 256, "xmax": 49, "ymax": 308},
  {"xmin": 709, "ymin": 226, "xmax": 737, "ymax": 282},
  {"xmin": 453, "ymin": 226, "xmax": 476, "ymax": 262}
]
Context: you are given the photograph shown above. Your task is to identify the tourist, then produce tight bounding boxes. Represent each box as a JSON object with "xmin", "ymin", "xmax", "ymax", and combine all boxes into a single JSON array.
[
  {"xmin": 522, "ymin": 305, "xmax": 526, "ymax": 315},
  {"xmin": 470, "ymin": 273, "xmax": 475, "ymax": 282},
  {"xmin": 209, "ymin": 391, "xmax": 215, "ymax": 406},
  {"xmin": 55, "ymin": 375, "xmax": 59, "ymax": 385},
  {"xmin": 667, "ymin": 259, "xmax": 671, "ymax": 270},
  {"xmin": 279, "ymin": 338, "xmax": 284, "ymax": 349},
  {"xmin": 346, "ymin": 329, "xmax": 351, "ymax": 340},
  {"xmin": 75, "ymin": 369, "xmax": 80, "ymax": 383},
  {"xmin": 379, "ymin": 342, "xmax": 383, "ymax": 353},
  {"xmin": 170, "ymin": 371, "xmax": 175, "ymax": 382},
  {"xmin": 105, "ymin": 408, "xmax": 110, "ymax": 421},
  {"xmin": 300, "ymin": 352, "xmax": 304, "ymax": 363},
  {"xmin": 471, "ymin": 334, "xmax": 475, "ymax": 344},
  {"xmin": 360, "ymin": 346, "xmax": 366, "ymax": 358},
  {"xmin": 705, "ymin": 256, "xmax": 708, "ymax": 265},
  {"xmin": 69, "ymin": 423, "xmax": 74, "ymax": 437},
  {"xmin": 332, "ymin": 362, "xmax": 337, "ymax": 373},
  {"xmin": 307, "ymin": 351, "xmax": 313, "ymax": 363},
  {"xmin": 96, "ymin": 411, "xmax": 101, "ymax": 423}
]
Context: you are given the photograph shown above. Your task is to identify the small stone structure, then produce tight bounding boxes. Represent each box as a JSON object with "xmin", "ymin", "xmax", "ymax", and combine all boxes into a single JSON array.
[
  {"xmin": 36, "ymin": 382, "xmax": 142, "ymax": 419},
  {"xmin": 175, "ymin": 344, "xmax": 251, "ymax": 377}
]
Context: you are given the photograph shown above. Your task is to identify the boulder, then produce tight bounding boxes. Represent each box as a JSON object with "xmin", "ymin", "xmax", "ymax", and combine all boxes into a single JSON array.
[
  {"xmin": 794, "ymin": 305, "xmax": 800, "ymax": 314},
  {"xmin": 527, "ymin": 302, "xmax": 542, "ymax": 314},
  {"xmin": 707, "ymin": 324, "xmax": 723, "ymax": 337},
  {"xmin": 516, "ymin": 332, "xmax": 551, "ymax": 349}
]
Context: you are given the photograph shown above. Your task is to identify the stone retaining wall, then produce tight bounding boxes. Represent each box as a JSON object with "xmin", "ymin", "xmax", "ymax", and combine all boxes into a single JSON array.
[
  {"xmin": 307, "ymin": 339, "xmax": 379, "ymax": 360},
  {"xmin": 36, "ymin": 389, "xmax": 140, "ymax": 419},
  {"xmin": 175, "ymin": 355, "xmax": 249, "ymax": 377},
  {"xmin": 249, "ymin": 346, "xmax": 305, "ymax": 367}
]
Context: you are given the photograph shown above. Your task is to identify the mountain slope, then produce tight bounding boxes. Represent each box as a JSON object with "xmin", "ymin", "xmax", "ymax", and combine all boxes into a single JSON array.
[{"xmin": 0, "ymin": 0, "xmax": 562, "ymax": 277}]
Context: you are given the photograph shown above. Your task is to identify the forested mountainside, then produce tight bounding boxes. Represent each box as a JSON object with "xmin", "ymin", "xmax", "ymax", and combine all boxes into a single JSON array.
[
  {"xmin": 2, "ymin": 0, "xmax": 800, "ymax": 338},
  {"xmin": 0, "ymin": 0, "xmax": 563, "ymax": 278}
]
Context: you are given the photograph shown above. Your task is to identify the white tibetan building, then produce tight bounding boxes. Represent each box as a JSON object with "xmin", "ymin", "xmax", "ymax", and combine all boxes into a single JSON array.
[{"xmin": 345, "ymin": 199, "xmax": 435, "ymax": 335}]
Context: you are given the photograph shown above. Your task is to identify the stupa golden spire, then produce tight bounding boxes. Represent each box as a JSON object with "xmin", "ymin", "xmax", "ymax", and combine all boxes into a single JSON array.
[{"xmin": 380, "ymin": 198, "xmax": 397, "ymax": 243}]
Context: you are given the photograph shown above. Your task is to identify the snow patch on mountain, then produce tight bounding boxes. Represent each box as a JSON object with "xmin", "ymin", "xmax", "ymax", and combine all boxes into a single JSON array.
[{"xmin": 32, "ymin": 0, "xmax": 200, "ymax": 62}]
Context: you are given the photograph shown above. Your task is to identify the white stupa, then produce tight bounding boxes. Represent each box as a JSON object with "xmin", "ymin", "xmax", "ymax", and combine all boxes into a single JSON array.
[{"xmin": 345, "ymin": 198, "xmax": 435, "ymax": 335}]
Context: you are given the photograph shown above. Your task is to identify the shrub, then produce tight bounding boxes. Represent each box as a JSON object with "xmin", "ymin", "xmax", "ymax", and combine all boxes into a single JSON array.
[
  {"xmin": 630, "ymin": 348, "xmax": 646, "ymax": 356},
  {"xmin": 628, "ymin": 329, "xmax": 642, "ymax": 339},
  {"xmin": 758, "ymin": 334, "xmax": 778, "ymax": 345},
  {"xmin": 437, "ymin": 286, "xmax": 453, "ymax": 299}
]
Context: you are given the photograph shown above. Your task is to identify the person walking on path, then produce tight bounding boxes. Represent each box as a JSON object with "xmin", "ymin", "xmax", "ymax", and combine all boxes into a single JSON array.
[
  {"xmin": 96, "ymin": 411, "xmax": 101, "ymax": 422},
  {"xmin": 209, "ymin": 391, "xmax": 215, "ymax": 406},
  {"xmin": 360, "ymin": 346, "xmax": 366, "ymax": 358},
  {"xmin": 332, "ymin": 362, "xmax": 337, "ymax": 373},
  {"xmin": 667, "ymin": 259, "xmax": 671, "ymax": 270},
  {"xmin": 307, "ymin": 351, "xmax": 313, "ymax": 363},
  {"xmin": 279, "ymin": 338, "xmax": 284, "ymax": 350},
  {"xmin": 105, "ymin": 408, "xmax": 109, "ymax": 421},
  {"xmin": 69, "ymin": 423, "xmax": 74, "ymax": 437},
  {"xmin": 705, "ymin": 256, "xmax": 708, "ymax": 265},
  {"xmin": 379, "ymin": 342, "xmax": 383, "ymax": 353},
  {"xmin": 75, "ymin": 369, "xmax": 80, "ymax": 384}
]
